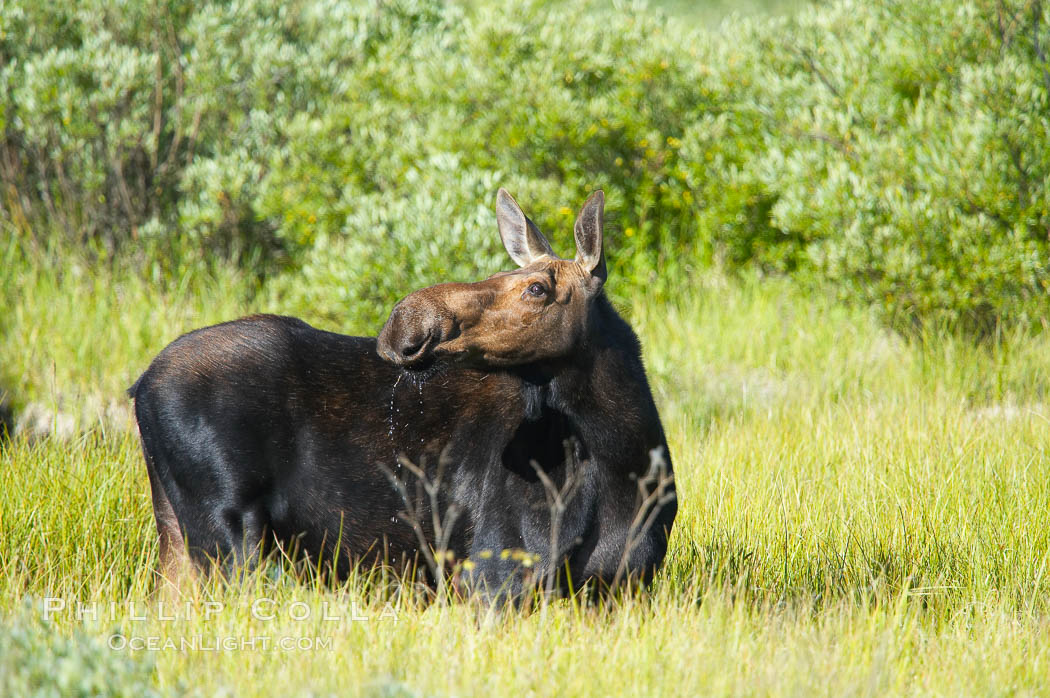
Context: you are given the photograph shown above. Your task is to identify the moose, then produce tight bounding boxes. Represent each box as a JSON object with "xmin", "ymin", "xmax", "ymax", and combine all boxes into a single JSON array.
[{"xmin": 129, "ymin": 189, "xmax": 676, "ymax": 600}]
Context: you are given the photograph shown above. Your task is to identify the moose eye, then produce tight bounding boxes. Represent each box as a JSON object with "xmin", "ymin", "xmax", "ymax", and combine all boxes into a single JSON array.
[{"xmin": 525, "ymin": 282, "xmax": 547, "ymax": 298}]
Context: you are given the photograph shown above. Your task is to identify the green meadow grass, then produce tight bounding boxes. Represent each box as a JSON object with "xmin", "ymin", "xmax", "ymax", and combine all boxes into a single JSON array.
[{"xmin": 2, "ymin": 249, "xmax": 1050, "ymax": 696}]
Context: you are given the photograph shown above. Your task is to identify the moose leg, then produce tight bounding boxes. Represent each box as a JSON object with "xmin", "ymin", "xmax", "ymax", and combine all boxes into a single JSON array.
[
  {"xmin": 145, "ymin": 458, "xmax": 193, "ymax": 596},
  {"xmin": 578, "ymin": 476, "xmax": 676, "ymax": 592},
  {"xmin": 173, "ymin": 501, "xmax": 268, "ymax": 582},
  {"xmin": 223, "ymin": 505, "xmax": 268, "ymax": 578},
  {"xmin": 145, "ymin": 448, "xmax": 269, "ymax": 583},
  {"xmin": 463, "ymin": 532, "xmax": 529, "ymax": 604}
]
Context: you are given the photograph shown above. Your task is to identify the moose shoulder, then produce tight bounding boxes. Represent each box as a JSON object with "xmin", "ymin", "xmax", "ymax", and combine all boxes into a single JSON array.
[{"xmin": 129, "ymin": 189, "xmax": 676, "ymax": 600}]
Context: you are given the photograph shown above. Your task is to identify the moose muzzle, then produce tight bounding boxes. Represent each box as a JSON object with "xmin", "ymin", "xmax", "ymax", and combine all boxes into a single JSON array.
[{"xmin": 377, "ymin": 294, "xmax": 453, "ymax": 367}]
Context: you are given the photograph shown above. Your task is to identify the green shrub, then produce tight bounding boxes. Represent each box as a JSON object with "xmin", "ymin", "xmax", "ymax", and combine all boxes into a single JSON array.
[
  {"xmin": 258, "ymin": 0, "xmax": 708, "ymax": 325},
  {"xmin": 0, "ymin": 0, "xmax": 450, "ymax": 260},
  {"xmin": 1, "ymin": 0, "xmax": 1047, "ymax": 331},
  {"xmin": 683, "ymin": 0, "xmax": 1050, "ymax": 331},
  {"xmin": 0, "ymin": 602, "xmax": 159, "ymax": 698}
]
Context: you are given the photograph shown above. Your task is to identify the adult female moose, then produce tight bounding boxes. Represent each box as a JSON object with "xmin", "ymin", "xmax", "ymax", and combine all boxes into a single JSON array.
[{"xmin": 129, "ymin": 189, "xmax": 676, "ymax": 600}]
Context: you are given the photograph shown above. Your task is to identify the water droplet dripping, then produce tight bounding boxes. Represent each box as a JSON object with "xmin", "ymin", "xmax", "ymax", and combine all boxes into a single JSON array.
[
  {"xmin": 388, "ymin": 373, "xmax": 403, "ymax": 439},
  {"xmin": 411, "ymin": 372, "xmax": 426, "ymax": 414}
]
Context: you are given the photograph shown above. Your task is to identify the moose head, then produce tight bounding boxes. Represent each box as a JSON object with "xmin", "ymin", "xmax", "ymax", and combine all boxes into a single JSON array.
[{"xmin": 377, "ymin": 189, "xmax": 608, "ymax": 368}]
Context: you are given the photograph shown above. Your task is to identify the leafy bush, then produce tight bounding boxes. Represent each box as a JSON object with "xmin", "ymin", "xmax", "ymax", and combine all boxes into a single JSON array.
[
  {"xmin": 1, "ymin": 0, "xmax": 1047, "ymax": 331},
  {"xmin": 259, "ymin": 0, "xmax": 707, "ymax": 324},
  {"xmin": 0, "ymin": 603, "xmax": 159, "ymax": 698},
  {"xmin": 686, "ymin": 0, "xmax": 1050, "ymax": 331},
  {"xmin": 0, "ymin": 0, "xmax": 450, "ymax": 262}
]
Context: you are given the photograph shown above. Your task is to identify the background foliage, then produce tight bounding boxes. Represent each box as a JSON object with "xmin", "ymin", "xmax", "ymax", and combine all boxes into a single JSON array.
[{"xmin": 2, "ymin": 0, "xmax": 1047, "ymax": 332}]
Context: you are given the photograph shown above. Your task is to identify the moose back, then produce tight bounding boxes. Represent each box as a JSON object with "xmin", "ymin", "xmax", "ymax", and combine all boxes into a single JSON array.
[{"xmin": 129, "ymin": 189, "xmax": 676, "ymax": 599}]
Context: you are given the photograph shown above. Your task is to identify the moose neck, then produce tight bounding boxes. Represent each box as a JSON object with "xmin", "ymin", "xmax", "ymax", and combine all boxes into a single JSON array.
[{"xmin": 511, "ymin": 293, "xmax": 664, "ymax": 469}]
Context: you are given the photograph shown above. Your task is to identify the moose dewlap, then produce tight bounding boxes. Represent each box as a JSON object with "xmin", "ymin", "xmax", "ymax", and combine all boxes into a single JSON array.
[{"xmin": 128, "ymin": 189, "xmax": 676, "ymax": 601}]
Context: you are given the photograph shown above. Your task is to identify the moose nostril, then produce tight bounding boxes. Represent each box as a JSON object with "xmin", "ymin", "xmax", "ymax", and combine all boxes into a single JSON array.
[{"xmin": 400, "ymin": 333, "xmax": 429, "ymax": 358}]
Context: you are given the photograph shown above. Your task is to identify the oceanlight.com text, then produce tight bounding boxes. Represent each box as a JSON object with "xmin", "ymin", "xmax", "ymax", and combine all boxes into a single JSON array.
[{"xmin": 107, "ymin": 633, "xmax": 334, "ymax": 653}]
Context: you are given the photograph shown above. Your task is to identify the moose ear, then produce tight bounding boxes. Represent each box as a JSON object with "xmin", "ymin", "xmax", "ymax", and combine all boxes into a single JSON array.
[
  {"xmin": 496, "ymin": 188, "xmax": 556, "ymax": 267},
  {"xmin": 573, "ymin": 190, "xmax": 606, "ymax": 282}
]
